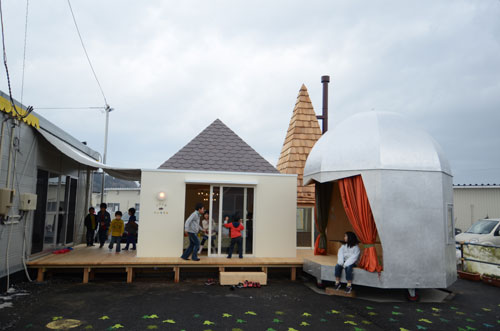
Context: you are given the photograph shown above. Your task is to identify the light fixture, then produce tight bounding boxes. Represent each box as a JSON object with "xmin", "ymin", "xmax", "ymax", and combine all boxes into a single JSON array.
[{"xmin": 157, "ymin": 191, "xmax": 166, "ymax": 201}]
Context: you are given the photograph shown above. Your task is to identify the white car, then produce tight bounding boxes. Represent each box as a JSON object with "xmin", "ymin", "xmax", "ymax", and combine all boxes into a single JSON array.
[{"xmin": 456, "ymin": 218, "xmax": 500, "ymax": 246}]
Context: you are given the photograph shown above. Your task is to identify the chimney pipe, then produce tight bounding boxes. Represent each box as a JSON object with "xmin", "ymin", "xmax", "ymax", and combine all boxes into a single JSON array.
[{"xmin": 317, "ymin": 75, "xmax": 330, "ymax": 134}]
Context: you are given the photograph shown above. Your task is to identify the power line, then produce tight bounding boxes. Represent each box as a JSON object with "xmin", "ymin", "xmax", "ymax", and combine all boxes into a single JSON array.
[
  {"xmin": 36, "ymin": 106, "xmax": 105, "ymax": 110},
  {"xmin": 20, "ymin": 0, "xmax": 29, "ymax": 104},
  {"xmin": 67, "ymin": 0, "xmax": 108, "ymax": 106},
  {"xmin": 0, "ymin": 0, "xmax": 33, "ymax": 120}
]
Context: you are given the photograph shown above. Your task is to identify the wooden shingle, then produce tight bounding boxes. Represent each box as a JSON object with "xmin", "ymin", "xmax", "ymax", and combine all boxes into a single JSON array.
[{"xmin": 276, "ymin": 84, "xmax": 322, "ymax": 206}]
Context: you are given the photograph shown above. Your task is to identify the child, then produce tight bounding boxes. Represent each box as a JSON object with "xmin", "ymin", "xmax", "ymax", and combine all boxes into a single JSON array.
[
  {"xmin": 224, "ymin": 215, "xmax": 244, "ymax": 259},
  {"xmin": 96, "ymin": 203, "xmax": 111, "ymax": 248},
  {"xmin": 84, "ymin": 207, "xmax": 97, "ymax": 247},
  {"xmin": 108, "ymin": 211, "xmax": 125, "ymax": 253},
  {"xmin": 124, "ymin": 208, "xmax": 138, "ymax": 250},
  {"xmin": 198, "ymin": 211, "xmax": 216, "ymax": 254},
  {"xmin": 334, "ymin": 231, "xmax": 360, "ymax": 293}
]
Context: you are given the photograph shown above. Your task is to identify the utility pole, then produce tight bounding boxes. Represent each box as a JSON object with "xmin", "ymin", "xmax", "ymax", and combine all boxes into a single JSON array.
[
  {"xmin": 316, "ymin": 75, "xmax": 330, "ymax": 134},
  {"xmin": 100, "ymin": 105, "xmax": 113, "ymax": 204}
]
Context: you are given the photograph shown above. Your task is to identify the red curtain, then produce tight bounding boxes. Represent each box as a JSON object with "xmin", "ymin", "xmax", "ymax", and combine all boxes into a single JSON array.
[{"xmin": 338, "ymin": 175, "xmax": 382, "ymax": 272}]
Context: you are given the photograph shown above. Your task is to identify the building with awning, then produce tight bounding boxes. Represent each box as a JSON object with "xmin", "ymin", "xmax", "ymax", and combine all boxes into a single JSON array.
[{"xmin": 0, "ymin": 91, "xmax": 139, "ymax": 280}]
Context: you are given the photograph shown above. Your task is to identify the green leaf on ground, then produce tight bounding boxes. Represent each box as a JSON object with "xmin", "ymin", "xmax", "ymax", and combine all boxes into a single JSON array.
[
  {"xmin": 222, "ymin": 313, "xmax": 232, "ymax": 318},
  {"xmin": 419, "ymin": 319, "xmax": 432, "ymax": 324},
  {"xmin": 245, "ymin": 311, "xmax": 257, "ymax": 316},
  {"xmin": 456, "ymin": 312, "xmax": 465, "ymax": 315},
  {"xmin": 440, "ymin": 318, "xmax": 449, "ymax": 323},
  {"xmin": 362, "ymin": 321, "xmax": 371, "ymax": 325},
  {"xmin": 111, "ymin": 324, "xmax": 124, "ymax": 329},
  {"xmin": 267, "ymin": 329, "xmax": 277, "ymax": 331},
  {"xmin": 203, "ymin": 321, "xmax": 215, "ymax": 326},
  {"xmin": 302, "ymin": 312, "xmax": 312, "ymax": 317},
  {"xmin": 162, "ymin": 319, "xmax": 175, "ymax": 324},
  {"xmin": 416, "ymin": 309, "xmax": 424, "ymax": 313},
  {"xmin": 346, "ymin": 314, "xmax": 355, "ymax": 318},
  {"xmin": 344, "ymin": 321, "xmax": 357, "ymax": 325},
  {"xmin": 482, "ymin": 308, "xmax": 491, "ymax": 312},
  {"xmin": 416, "ymin": 326, "xmax": 427, "ymax": 330},
  {"xmin": 368, "ymin": 312, "xmax": 377, "ymax": 316},
  {"xmin": 365, "ymin": 306, "xmax": 374, "ymax": 310},
  {"xmin": 330, "ymin": 309, "xmax": 340, "ymax": 314},
  {"xmin": 275, "ymin": 311, "xmax": 285, "ymax": 315},
  {"xmin": 392, "ymin": 311, "xmax": 403, "ymax": 316},
  {"xmin": 466, "ymin": 318, "xmax": 475, "ymax": 322},
  {"xmin": 400, "ymin": 328, "xmax": 409, "ymax": 331},
  {"xmin": 146, "ymin": 326, "xmax": 157, "ymax": 330},
  {"xmin": 236, "ymin": 319, "xmax": 246, "ymax": 324},
  {"xmin": 99, "ymin": 316, "xmax": 110, "ymax": 320},
  {"xmin": 465, "ymin": 326, "xmax": 476, "ymax": 331},
  {"xmin": 389, "ymin": 318, "xmax": 397, "ymax": 322},
  {"xmin": 273, "ymin": 318, "xmax": 282, "ymax": 323},
  {"xmin": 320, "ymin": 318, "xmax": 327, "ymax": 322},
  {"xmin": 300, "ymin": 321, "xmax": 310, "ymax": 326}
]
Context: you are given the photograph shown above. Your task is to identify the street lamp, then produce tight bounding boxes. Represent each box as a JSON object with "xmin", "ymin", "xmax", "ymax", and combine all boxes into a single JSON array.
[{"xmin": 100, "ymin": 104, "xmax": 113, "ymax": 203}]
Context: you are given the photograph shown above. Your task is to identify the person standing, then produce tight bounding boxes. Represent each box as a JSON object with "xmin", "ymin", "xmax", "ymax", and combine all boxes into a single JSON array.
[
  {"xmin": 198, "ymin": 210, "xmax": 217, "ymax": 255},
  {"xmin": 180, "ymin": 203, "xmax": 204, "ymax": 261},
  {"xmin": 84, "ymin": 207, "xmax": 97, "ymax": 247},
  {"xmin": 96, "ymin": 203, "xmax": 111, "ymax": 248},
  {"xmin": 224, "ymin": 215, "xmax": 245, "ymax": 259},
  {"xmin": 124, "ymin": 208, "xmax": 138, "ymax": 250},
  {"xmin": 108, "ymin": 211, "xmax": 125, "ymax": 253}
]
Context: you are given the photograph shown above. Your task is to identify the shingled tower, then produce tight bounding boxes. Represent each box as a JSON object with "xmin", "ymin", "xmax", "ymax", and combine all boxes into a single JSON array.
[{"xmin": 277, "ymin": 84, "xmax": 322, "ymax": 206}]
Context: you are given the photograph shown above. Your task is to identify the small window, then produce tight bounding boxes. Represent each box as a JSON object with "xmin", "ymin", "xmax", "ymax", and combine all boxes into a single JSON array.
[{"xmin": 446, "ymin": 203, "xmax": 455, "ymax": 244}]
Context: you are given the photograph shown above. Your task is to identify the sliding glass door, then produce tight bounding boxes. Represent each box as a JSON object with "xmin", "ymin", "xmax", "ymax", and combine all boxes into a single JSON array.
[{"xmin": 208, "ymin": 186, "xmax": 255, "ymax": 257}]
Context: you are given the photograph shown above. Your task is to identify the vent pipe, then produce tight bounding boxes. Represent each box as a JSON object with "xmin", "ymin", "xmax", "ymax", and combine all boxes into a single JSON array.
[{"xmin": 317, "ymin": 75, "xmax": 330, "ymax": 134}]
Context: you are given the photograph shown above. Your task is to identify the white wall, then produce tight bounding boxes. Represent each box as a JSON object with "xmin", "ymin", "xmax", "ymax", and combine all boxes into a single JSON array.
[
  {"xmin": 453, "ymin": 186, "xmax": 500, "ymax": 231},
  {"xmin": 138, "ymin": 170, "xmax": 297, "ymax": 258}
]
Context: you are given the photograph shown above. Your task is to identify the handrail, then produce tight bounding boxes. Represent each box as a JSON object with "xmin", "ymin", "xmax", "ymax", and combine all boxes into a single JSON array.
[{"xmin": 456, "ymin": 241, "xmax": 500, "ymax": 270}]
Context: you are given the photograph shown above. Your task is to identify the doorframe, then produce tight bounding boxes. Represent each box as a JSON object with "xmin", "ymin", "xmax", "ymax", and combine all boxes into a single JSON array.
[{"xmin": 208, "ymin": 184, "xmax": 256, "ymax": 257}]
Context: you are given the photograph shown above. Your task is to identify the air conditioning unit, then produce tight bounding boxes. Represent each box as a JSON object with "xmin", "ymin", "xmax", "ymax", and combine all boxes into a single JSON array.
[{"xmin": 19, "ymin": 193, "xmax": 37, "ymax": 211}]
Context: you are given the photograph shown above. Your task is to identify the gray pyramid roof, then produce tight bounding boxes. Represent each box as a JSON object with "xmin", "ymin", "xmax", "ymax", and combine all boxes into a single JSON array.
[{"xmin": 159, "ymin": 119, "xmax": 279, "ymax": 173}]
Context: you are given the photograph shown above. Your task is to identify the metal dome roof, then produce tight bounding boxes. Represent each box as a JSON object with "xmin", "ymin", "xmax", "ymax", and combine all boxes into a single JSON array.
[{"xmin": 304, "ymin": 111, "xmax": 452, "ymax": 177}]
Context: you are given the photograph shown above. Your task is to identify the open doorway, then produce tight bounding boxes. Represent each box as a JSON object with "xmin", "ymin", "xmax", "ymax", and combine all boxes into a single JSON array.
[{"xmin": 183, "ymin": 184, "xmax": 255, "ymax": 257}]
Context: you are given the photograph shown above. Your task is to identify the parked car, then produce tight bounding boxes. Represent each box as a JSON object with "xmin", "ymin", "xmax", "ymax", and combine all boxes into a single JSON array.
[{"xmin": 455, "ymin": 218, "xmax": 500, "ymax": 246}]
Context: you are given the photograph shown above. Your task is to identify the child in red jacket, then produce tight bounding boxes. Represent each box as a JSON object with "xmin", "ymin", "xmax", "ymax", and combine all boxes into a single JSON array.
[{"xmin": 224, "ymin": 215, "xmax": 245, "ymax": 258}]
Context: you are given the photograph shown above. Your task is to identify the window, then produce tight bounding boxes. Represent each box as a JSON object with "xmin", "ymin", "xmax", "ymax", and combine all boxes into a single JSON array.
[
  {"xmin": 297, "ymin": 207, "xmax": 314, "ymax": 248},
  {"xmin": 446, "ymin": 203, "xmax": 455, "ymax": 244}
]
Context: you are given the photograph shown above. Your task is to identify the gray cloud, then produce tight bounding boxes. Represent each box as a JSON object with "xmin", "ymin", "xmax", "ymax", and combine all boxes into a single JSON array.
[{"xmin": 1, "ymin": 0, "xmax": 499, "ymax": 184}]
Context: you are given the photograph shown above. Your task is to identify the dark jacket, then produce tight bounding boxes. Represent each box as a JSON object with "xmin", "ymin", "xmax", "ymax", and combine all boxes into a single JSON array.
[
  {"xmin": 84, "ymin": 214, "xmax": 97, "ymax": 230},
  {"xmin": 97, "ymin": 210, "xmax": 111, "ymax": 233},
  {"xmin": 125, "ymin": 216, "xmax": 138, "ymax": 235}
]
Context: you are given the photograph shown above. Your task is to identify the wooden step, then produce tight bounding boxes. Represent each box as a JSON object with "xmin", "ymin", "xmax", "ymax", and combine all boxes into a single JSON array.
[
  {"xmin": 219, "ymin": 271, "xmax": 267, "ymax": 285},
  {"xmin": 325, "ymin": 286, "xmax": 356, "ymax": 298}
]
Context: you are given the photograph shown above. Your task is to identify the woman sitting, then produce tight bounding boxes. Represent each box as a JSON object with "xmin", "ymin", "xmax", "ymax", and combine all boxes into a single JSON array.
[{"xmin": 334, "ymin": 231, "xmax": 360, "ymax": 293}]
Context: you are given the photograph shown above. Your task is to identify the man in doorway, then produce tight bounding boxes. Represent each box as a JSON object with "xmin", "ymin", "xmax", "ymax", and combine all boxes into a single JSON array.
[{"xmin": 180, "ymin": 203, "xmax": 204, "ymax": 261}]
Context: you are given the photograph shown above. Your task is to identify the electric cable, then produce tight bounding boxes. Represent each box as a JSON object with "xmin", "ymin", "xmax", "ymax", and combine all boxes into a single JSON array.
[
  {"xmin": 20, "ymin": 0, "xmax": 29, "ymax": 105},
  {"xmin": 67, "ymin": 0, "xmax": 108, "ymax": 106},
  {"xmin": 0, "ymin": 0, "xmax": 33, "ymax": 120}
]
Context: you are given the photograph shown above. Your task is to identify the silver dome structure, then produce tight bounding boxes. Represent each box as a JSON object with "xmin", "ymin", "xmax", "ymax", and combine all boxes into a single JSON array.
[
  {"xmin": 303, "ymin": 111, "xmax": 456, "ymax": 292},
  {"xmin": 304, "ymin": 111, "xmax": 451, "ymax": 181}
]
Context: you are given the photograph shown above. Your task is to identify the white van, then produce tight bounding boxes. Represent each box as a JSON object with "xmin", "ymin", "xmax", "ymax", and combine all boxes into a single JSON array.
[{"xmin": 456, "ymin": 218, "xmax": 500, "ymax": 246}]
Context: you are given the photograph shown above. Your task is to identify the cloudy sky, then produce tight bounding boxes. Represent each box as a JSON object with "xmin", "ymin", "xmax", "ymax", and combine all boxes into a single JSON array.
[{"xmin": 1, "ymin": 0, "xmax": 499, "ymax": 184}]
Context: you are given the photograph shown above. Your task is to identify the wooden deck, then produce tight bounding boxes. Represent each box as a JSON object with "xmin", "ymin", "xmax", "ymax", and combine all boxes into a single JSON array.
[{"xmin": 28, "ymin": 245, "xmax": 313, "ymax": 284}]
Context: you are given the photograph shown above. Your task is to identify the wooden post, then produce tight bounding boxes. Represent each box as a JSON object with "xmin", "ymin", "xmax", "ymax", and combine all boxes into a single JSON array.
[
  {"xmin": 291, "ymin": 267, "xmax": 296, "ymax": 281},
  {"xmin": 83, "ymin": 267, "xmax": 91, "ymax": 284},
  {"xmin": 126, "ymin": 267, "xmax": 134, "ymax": 283},
  {"xmin": 261, "ymin": 267, "xmax": 268, "ymax": 274},
  {"xmin": 174, "ymin": 267, "xmax": 180, "ymax": 283},
  {"xmin": 36, "ymin": 268, "xmax": 45, "ymax": 282}
]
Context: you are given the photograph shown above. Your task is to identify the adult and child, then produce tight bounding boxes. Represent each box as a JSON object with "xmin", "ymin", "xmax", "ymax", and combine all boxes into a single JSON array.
[
  {"xmin": 84, "ymin": 203, "xmax": 138, "ymax": 253},
  {"xmin": 181, "ymin": 203, "xmax": 246, "ymax": 261}
]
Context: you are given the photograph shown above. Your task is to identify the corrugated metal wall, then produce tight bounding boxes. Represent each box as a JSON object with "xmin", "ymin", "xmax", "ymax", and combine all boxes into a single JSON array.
[
  {"xmin": 0, "ymin": 116, "xmax": 91, "ymax": 279},
  {"xmin": 453, "ymin": 187, "xmax": 500, "ymax": 232}
]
